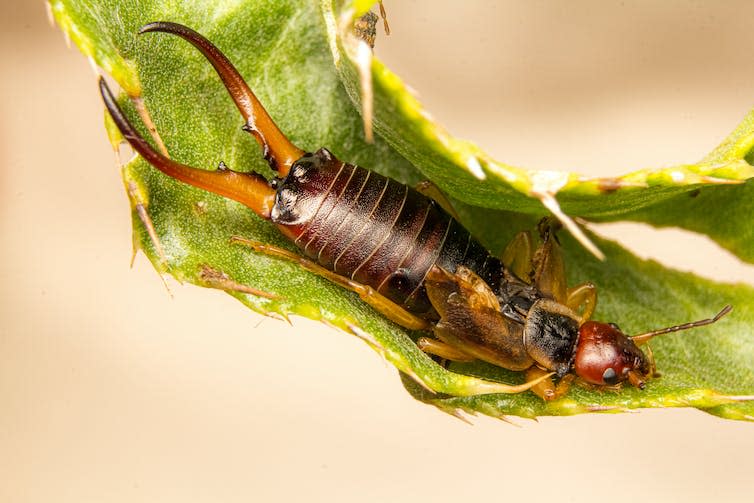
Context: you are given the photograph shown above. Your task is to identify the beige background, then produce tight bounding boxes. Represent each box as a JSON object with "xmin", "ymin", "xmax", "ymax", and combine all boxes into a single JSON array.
[{"xmin": 2, "ymin": 1, "xmax": 754, "ymax": 502}]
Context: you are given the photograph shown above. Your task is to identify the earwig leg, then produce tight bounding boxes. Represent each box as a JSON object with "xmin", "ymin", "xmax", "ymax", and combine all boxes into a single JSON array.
[
  {"xmin": 566, "ymin": 282, "xmax": 597, "ymax": 321},
  {"xmin": 525, "ymin": 367, "xmax": 575, "ymax": 401},
  {"xmin": 415, "ymin": 180, "xmax": 460, "ymax": 220},
  {"xmin": 643, "ymin": 344, "xmax": 657, "ymax": 377},
  {"xmin": 531, "ymin": 224, "xmax": 568, "ymax": 304},
  {"xmin": 230, "ymin": 237, "xmax": 431, "ymax": 331},
  {"xmin": 417, "ymin": 337, "xmax": 476, "ymax": 362},
  {"xmin": 501, "ymin": 231, "xmax": 534, "ymax": 282},
  {"xmin": 99, "ymin": 78, "xmax": 277, "ymax": 220}
]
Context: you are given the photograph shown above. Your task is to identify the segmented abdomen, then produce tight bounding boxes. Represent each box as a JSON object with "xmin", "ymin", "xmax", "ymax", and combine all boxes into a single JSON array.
[{"xmin": 271, "ymin": 148, "xmax": 502, "ymax": 318}]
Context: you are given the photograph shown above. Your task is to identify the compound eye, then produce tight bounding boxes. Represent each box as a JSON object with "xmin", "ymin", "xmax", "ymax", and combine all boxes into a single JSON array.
[{"xmin": 602, "ymin": 367, "xmax": 619, "ymax": 385}]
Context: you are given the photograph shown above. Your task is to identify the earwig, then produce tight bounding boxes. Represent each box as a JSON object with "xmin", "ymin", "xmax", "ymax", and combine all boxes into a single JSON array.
[{"xmin": 100, "ymin": 22, "xmax": 732, "ymax": 400}]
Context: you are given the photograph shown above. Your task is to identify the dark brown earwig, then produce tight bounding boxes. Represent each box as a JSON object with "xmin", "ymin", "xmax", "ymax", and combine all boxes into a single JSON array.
[{"xmin": 99, "ymin": 22, "xmax": 731, "ymax": 399}]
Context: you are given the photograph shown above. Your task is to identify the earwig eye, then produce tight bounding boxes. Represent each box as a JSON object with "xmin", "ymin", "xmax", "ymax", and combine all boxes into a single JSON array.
[
  {"xmin": 602, "ymin": 367, "xmax": 618, "ymax": 385},
  {"xmin": 608, "ymin": 322, "xmax": 621, "ymax": 331}
]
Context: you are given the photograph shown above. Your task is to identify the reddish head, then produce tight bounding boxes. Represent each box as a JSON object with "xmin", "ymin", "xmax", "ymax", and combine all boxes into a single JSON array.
[
  {"xmin": 572, "ymin": 304, "xmax": 732, "ymax": 389},
  {"xmin": 573, "ymin": 322, "xmax": 651, "ymax": 388}
]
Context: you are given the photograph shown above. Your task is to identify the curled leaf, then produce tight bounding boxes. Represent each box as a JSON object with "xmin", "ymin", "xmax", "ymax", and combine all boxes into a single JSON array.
[{"xmin": 50, "ymin": 0, "xmax": 754, "ymax": 420}]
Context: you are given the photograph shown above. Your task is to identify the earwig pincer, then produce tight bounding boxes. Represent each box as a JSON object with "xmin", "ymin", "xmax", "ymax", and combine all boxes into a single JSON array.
[{"xmin": 100, "ymin": 22, "xmax": 731, "ymax": 400}]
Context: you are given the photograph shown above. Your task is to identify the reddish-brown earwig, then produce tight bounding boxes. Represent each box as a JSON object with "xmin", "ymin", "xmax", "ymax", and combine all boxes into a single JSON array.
[{"xmin": 99, "ymin": 22, "xmax": 732, "ymax": 400}]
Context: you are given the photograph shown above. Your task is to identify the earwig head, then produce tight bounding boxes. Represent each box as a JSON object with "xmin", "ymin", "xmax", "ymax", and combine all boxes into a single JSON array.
[
  {"xmin": 573, "ymin": 305, "xmax": 732, "ymax": 389},
  {"xmin": 574, "ymin": 322, "xmax": 650, "ymax": 388}
]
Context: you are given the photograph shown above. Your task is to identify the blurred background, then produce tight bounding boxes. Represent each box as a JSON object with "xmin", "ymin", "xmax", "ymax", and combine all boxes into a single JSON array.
[{"xmin": 2, "ymin": 1, "xmax": 753, "ymax": 502}]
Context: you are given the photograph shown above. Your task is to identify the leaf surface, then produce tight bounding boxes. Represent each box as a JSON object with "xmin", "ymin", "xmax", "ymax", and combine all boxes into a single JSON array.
[{"xmin": 50, "ymin": 0, "xmax": 754, "ymax": 420}]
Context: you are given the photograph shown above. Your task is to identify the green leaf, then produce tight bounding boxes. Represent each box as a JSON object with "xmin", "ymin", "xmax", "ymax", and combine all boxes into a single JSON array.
[
  {"xmin": 324, "ymin": 2, "xmax": 754, "ymax": 253},
  {"xmin": 50, "ymin": 0, "xmax": 754, "ymax": 420}
]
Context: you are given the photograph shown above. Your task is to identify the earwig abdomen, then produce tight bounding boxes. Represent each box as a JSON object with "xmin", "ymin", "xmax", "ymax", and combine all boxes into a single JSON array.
[{"xmin": 272, "ymin": 148, "xmax": 503, "ymax": 319}]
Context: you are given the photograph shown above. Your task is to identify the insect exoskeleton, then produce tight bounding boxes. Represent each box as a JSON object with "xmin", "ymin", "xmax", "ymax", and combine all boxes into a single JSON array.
[{"xmin": 99, "ymin": 22, "xmax": 731, "ymax": 400}]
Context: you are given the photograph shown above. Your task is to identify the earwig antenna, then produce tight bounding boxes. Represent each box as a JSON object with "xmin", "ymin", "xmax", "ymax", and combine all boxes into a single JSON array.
[
  {"xmin": 631, "ymin": 304, "xmax": 733, "ymax": 345},
  {"xmin": 139, "ymin": 22, "xmax": 304, "ymax": 176}
]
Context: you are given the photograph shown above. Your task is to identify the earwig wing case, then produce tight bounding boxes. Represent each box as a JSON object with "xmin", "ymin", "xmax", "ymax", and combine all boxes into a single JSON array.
[{"xmin": 49, "ymin": 0, "xmax": 754, "ymax": 420}]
